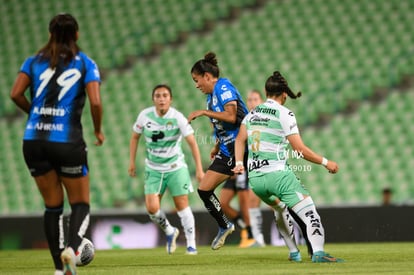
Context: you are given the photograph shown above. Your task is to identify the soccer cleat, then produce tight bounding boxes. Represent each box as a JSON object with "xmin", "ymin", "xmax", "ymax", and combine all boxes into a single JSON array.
[
  {"xmin": 211, "ymin": 223, "xmax": 235, "ymax": 250},
  {"xmin": 240, "ymin": 228, "xmax": 248, "ymax": 240},
  {"xmin": 239, "ymin": 228, "xmax": 258, "ymax": 248},
  {"xmin": 185, "ymin": 247, "xmax": 198, "ymax": 255},
  {"xmin": 166, "ymin": 227, "xmax": 179, "ymax": 254},
  {"xmin": 61, "ymin": 247, "xmax": 77, "ymax": 275},
  {"xmin": 311, "ymin": 251, "xmax": 344, "ymax": 263},
  {"xmin": 54, "ymin": 270, "xmax": 64, "ymax": 275},
  {"xmin": 288, "ymin": 251, "xmax": 302, "ymax": 262},
  {"xmin": 239, "ymin": 237, "xmax": 258, "ymax": 248}
]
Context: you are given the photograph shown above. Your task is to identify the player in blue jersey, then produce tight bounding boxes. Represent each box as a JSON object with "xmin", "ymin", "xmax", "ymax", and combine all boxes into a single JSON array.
[
  {"xmin": 188, "ymin": 52, "xmax": 248, "ymax": 250},
  {"xmin": 10, "ymin": 13, "xmax": 104, "ymax": 275}
]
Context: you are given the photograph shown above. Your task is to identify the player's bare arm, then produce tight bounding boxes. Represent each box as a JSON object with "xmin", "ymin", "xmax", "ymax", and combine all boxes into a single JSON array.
[
  {"xmin": 287, "ymin": 133, "xmax": 338, "ymax": 173},
  {"xmin": 188, "ymin": 101, "xmax": 237, "ymax": 124}
]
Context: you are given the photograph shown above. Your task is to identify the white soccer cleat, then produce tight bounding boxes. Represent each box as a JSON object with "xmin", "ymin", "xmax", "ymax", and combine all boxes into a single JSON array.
[
  {"xmin": 166, "ymin": 228, "xmax": 179, "ymax": 254},
  {"xmin": 211, "ymin": 223, "xmax": 235, "ymax": 250},
  {"xmin": 61, "ymin": 247, "xmax": 77, "ymax": 275}
]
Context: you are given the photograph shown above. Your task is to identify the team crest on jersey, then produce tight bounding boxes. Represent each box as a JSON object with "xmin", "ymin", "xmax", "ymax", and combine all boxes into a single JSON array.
[
  {"xmin": 212, "ymin": 95, "xmax": 218, "ymax": 106},
  {"xmin": 165, "ymin": 121, "xmax": 174, "ymax": 130}
]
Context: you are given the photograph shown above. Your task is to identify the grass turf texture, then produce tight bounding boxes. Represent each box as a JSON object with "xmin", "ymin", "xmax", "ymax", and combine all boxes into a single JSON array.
[{"xmin": 1, "ymin": 243, "xmax": 414, "ymax": 275}]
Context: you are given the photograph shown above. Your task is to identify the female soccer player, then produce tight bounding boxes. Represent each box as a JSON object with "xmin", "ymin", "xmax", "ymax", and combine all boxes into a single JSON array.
[
  {"xmin": 188, "ymin": 52, "xmax": 248, "ymax": 250},
  {"xmin": 233, "ymin": 71, "xmax": 343, "ymax": 262},
  {"xmin": 245, "ymin": 90, "xmax": 266, "ymax": 246},
  {"xmin": 128, "ymin": 84, "xmax": 204, "ymax": 255},
  {"xmin": 10, "ymin": 13, "xmax": 104, "ymax": 274},
  {"xmin": 219, "ymin": 89, "xmax": 264, "ymax": 248}
]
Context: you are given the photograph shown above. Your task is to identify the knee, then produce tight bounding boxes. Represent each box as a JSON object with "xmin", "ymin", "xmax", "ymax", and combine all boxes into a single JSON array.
[
  {"xmin": 146, "ymin": 205, "xmax": 159, "ymax": 215},
  {"xmin": 146, "ymin": 201, "xmax": 159, "ymax": 215}
]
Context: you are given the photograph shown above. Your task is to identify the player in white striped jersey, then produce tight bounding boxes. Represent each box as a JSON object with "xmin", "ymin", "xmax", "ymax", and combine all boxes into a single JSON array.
[
  {"xmin": 129, "ymin": 84, "xmax": 204, "ymax": 255},
  {"xmin": 233, "ymin": 71, "xmax": 343, "ymax": 263}
]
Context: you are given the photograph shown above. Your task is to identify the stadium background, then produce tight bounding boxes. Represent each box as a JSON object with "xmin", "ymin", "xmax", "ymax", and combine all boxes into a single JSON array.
[{"xmin": 0, "ymin": 0, "xmax": 413, "ymax": 249}]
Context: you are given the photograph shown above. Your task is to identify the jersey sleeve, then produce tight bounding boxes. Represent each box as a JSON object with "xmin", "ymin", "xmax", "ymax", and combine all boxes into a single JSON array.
[
  {"xmin": 132, "ymin": 111, "xmax": 146, "ymax": 134},
  {"xmin": 176, "ymin": 110, "xmax": 194, "ymax": 137},
  {"xmin": 241, "ymin": 113, "xmax": 249, "ymax": 125},
  {"xmin": 19, "ymin": 56, "xmax": 35, "ymax": 78},
  {"xmin": 80, "ymin": 53, "xmax": 101, "ymax": 84},
  {"xmin": 217, "ymin": 80, "xmax": 239, "ymax": 107},
  {"xmin": 280, "ymin": 109, "xmax": 299, "ymax": 136}
]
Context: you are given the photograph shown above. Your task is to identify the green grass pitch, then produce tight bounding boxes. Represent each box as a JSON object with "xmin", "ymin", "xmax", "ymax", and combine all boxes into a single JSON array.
[{"xmin": 1, "ymin": 243, "xmax": 414, "ymax": 274}]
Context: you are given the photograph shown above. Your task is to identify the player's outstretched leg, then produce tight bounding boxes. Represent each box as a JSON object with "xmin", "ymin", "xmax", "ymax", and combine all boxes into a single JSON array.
[
  {"xmin": 291, "ymin": 197, "xmax": 344, "ymax": 263},
  {"xmin": 198, "ymin": 189, "xmax": 235, "ymax": 250},
  {"xmin": 273, "ymin": 203, "xmax": 302, "ymax": 262}
]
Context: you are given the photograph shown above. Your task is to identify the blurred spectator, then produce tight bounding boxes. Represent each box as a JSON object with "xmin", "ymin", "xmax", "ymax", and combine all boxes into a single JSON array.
[{"xmin": 382, "ymin": 187, "xmax": 393, "ymax": 206}]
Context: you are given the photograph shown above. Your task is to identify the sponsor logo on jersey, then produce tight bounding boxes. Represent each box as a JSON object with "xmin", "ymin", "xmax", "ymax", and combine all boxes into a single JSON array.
[
  {"xmin": 151, "ymin": 131, "xmax": 165, "ymax": 142},
  {"xmin": 249, "ymin": 115, "xmax": 270, "ymax": 124},
  {"xmin": 255, "ymin": 107, "xmax": 279, "ymax": 117},
  {"xmin": 220, "ymin": 90, "xmax": 233, "ymax": 101},
  {"xmin": 248, "ymin": 153, "xmax": 269, "ymax": 172},
  {"xmin": 33, "ymin": 106, "xmax": 65, "ymax": 116},
  {"xmin": 27, "ymin": 122, "xmax": 64, "ymax": 131}
]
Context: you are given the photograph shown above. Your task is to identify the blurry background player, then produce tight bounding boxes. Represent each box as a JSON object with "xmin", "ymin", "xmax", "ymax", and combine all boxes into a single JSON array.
[
  {"xmin": 128, "ymin": 84, "xmax": 204, "ymax": 255},
  {"xmin": 245, "ymin": 89, "xmax": 266, "ymax": 246},
  {"xmin": 233, "ymin": 71, "xmax": 343, "ymax": 263},
  {"xmin": 10, "ymin": 13, "xmax": 104, "ymax": 275},
  {"xmin": 219, "ymin": 89, "xmax": 263, "ymax": 248},
  {"xmin": 188, "ymin": 52, "xmax": 248, "ymax": 250}
]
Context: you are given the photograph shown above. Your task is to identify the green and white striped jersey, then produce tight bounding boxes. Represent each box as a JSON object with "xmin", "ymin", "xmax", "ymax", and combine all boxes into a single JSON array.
[
  {"xmin": 242, "ymin": 99, "xmax": 299, "ymax": 177},
  {"xmin": 132, "ymin": 106, "xmax": 194, "ymax": 172}
]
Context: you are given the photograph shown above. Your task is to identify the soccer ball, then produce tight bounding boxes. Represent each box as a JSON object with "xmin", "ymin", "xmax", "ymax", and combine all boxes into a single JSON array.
[{"xmin": 75, "ymin": 238, "xmax": 95, "ymax": 266}]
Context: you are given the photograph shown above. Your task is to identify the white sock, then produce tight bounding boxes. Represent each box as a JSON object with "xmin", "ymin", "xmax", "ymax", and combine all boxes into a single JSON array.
[
  {"xmin": 291, "ymin": 196, "xmax": 325, "ymax": 253},
  {"xmin": 248, "ymin": 207, "xmax": 265, "ymax": 245},
  {"xmin": 177, "ymin": 206, "xmax": 196, "ymax": 249},
  {"xmin": 273, "ymin": 204, "xmax": 298, "ymax": 253},
  {"xmin": 149, "ymin": 209, "xmax": 175, "ymax": 235}
]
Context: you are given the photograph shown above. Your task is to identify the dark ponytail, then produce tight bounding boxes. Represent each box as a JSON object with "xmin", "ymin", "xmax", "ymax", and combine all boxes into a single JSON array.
[{"xmin": 265, "ymin": 71, "xmax": 301, "ymax": 99}]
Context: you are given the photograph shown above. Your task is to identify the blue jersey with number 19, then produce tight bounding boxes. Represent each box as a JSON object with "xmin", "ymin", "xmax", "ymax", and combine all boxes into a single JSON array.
[{"xmin": 20, "ymin": 52, "xmax": 101, "ymax": 143}]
